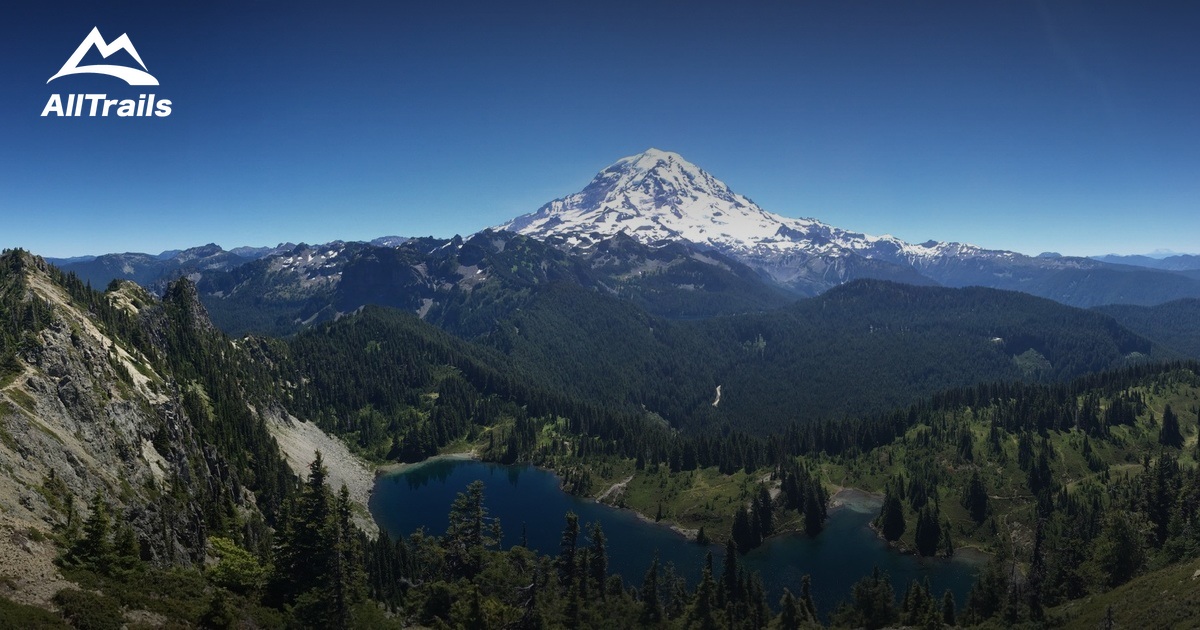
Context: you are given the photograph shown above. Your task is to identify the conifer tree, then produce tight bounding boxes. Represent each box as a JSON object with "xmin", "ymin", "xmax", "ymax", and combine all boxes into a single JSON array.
[
  {"xmin": 755, "ymin": 485, "xmax": 774, "ymax": 538},
  {"xmin": 941, "ymin": 590, "xmax": 957, "ymax": 627},
  {"xmin": 914, "ymin": 506, "xmax": 942, "ymax": 556},
  {"xmin": 778, "ymin": 588, "xmax": 802, "ymax": 629},
  {"xmin": 588, "ymin": 522, "xmax": 607, "ymax": 598},
  {"xmin": 731, "ymin": 508, "xmax": 755, "ymax": 554},
  {"xmin": 803, "ymin": 478, "xmax": 827, "ymax": 537},
  {"xmin": 800, "ymin": 574, "xmax": 817, "ymax": 622},
  {"xmin": 557, "ymin": 512, "xmax": 579, "ymax": 587},
  {"xmin": 1160, "ymin": 404, "xmax": 1183, "ymax": 448},
  {"xmin": 639, "ymin": 556, "xmax": 663, "ymax": 625},
  {"xmin": 962, "ymin": 470, "xmax": 990, "ymax": 524},
  {"xmin": 67, "ymin": 493, "xmax": 113, "ymax": 571},
  {"xmin": 444, "ymin": 480, "xmax": 497, "ymax": 578},
  {"xmin": 879, "ymin": 489, "xmax": 906, "ymax": 542},
  {"xmin": 687, "ymin": 563, "xmax": 720, "ymax": 630}
]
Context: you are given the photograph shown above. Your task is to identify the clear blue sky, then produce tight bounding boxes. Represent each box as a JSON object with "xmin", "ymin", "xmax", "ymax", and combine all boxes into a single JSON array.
[{"xmin": 2, "ymin": 0, "xmax": 1197, "ymax": 258}]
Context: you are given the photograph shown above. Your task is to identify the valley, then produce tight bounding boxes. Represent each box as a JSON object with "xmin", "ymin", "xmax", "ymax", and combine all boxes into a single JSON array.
[{"xmin": 3, "ymin": 151, "xmax": 1200, "ymax": 628}]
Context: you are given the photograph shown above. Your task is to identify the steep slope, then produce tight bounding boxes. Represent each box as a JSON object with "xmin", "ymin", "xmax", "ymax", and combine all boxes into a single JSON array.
[
  {"xmin": 194, "ymin": 241, "xmax": 367, "ymax": 336},
  {"xmin": 0, "ymin": 252, "xmax": 371, "ymax": 609},
  {"xmin": 498, "ymin": 149, "xmax": 1200, "ymax": 306},
  {"xmin": 1, "ymin": 255, "xmax": 214, "ymax": 571},
  {"xmin": 705, "ymin": 281, "xmax": 1160, "ymax": 430},
  {"xmin": 1050, "ymin": 556, "xmax": 1200, "ymax": 628}
]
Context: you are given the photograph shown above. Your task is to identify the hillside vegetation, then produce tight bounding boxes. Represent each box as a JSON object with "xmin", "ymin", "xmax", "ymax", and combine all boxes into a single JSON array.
[{"xmin": 5, "ymin": 250, "xmax": 1200, "ymax": 628}]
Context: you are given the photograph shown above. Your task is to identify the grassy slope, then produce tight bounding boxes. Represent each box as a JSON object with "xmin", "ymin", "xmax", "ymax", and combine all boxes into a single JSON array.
[
  {"xmin": 1049, "ymin": 555, "xmax": 1200, "ymax": 629},
  {"xmin": 825, "ymin": 371, "xmax": 1200, "ymax": 555}
]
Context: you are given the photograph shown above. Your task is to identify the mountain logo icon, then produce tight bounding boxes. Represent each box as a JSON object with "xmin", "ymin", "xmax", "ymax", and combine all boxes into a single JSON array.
[{"xmin": 47, "ymin": 27, "xmax": 159, "ymax": 86}]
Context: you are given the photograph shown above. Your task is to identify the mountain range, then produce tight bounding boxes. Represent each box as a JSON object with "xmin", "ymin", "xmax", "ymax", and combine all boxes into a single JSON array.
[
  {"xmin": 49, "ymin": 149, "xmax": 1200, "ymax": 331},
  {"xmin": 8, "ymin": 152, "xmax": 1200, "ymax": 626},
  {"xmin": 497, "ymin": 149, "xmax": 1200, "ymax": 305}
]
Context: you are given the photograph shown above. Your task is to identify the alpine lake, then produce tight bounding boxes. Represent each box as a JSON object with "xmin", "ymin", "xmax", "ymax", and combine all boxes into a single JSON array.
[{"xmin": 370, "ymin": 458, "xmax": 984, "ymax": 618}]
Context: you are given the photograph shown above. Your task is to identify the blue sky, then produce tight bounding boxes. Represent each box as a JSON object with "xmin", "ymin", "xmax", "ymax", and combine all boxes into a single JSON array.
[{"xmin": 2, "ymin": 0, "xmax": 1197, "ymax": 258}]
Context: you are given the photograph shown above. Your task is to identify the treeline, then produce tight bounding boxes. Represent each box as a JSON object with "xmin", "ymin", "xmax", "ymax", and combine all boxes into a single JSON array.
[{"xmin": 831, "ymin": 363, "xmax": 1200, "ymax": 626}]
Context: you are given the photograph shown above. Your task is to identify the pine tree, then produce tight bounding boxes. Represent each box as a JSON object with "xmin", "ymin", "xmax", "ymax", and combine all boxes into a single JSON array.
[
  {"xmin": 803, "ymin": 478, "xmax": 827, "ymax": 537},
  {"xmin": 640, "ymin": 556, "xmax": 663, "ymax": 625},
  {"xmin": 833, "ymin": 566, "xmax": 897, "ymax": 630},
  {"xmin": 327, "ymin": 485, "xmax": 364, "ymax": 627},
  {"xmin": 444, "ymin": 480, "xmax": 497, "ymax": 578},
  {"xmin": 914, "ymin": 507, "xmax": 942, "ymax": 556},
  {"xmin": 778, "ymin": 588, "xmax": 802, "ymax": 629},
  {"xmin": 687, "ymin": 563, "xmax": 720, "ymax": 630},
  {"xmin": 879, "ymin": 489, "xmax": 906, "ymax": 542},
  {"xmin": 755, "ymin": 485, "xmax": 774, "ymax": 538},
  {"xmin": 111, "ymin": 522, "xmax": 142, "ymax": 577},
  {"xmin": 67, "ymin": 493, "xmax": 113, "ymax": 571},
  {"xmin": 941, "ymin": 590, "xmax": 957, "ymax": 627},
  {"xmin": 588, "ymin": 523, "xmax": 607, "ymax": 599},
  {"xmin": 962, "ymin": 470, "xmax": 990, "ymax": 524},
  {"xmin": 1160, "ymin": 404, "xmax": 1183, "ymax": 448},
  {"xmin": 732, "ymin": 508, "xmax": 755, "ymax": 554},
  {"xmin": 269, "ymin": 451, "xmax": 357, "ymax": 626},
  {"xmin": 721, "ymin": 538, "xmax": 739, "ymax": 607},
  {"xmin": 799, "ymin": 574, "xmax": 817, "ymax": 622},
  {"xmin": 557, "ymin": 512, "xmax": 579, "ymax": 587}
]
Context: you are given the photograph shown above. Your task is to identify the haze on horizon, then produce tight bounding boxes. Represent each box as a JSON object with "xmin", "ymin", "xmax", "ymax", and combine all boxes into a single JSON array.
[{"xmin": 2, "ymin": 0, "xmax": 1197, "ymax": 259}]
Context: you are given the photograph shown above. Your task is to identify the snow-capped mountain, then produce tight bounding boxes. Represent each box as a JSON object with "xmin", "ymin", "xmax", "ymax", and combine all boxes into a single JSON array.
[
  {"xmin": 496, "ymin": 148, "xmax": 991, "ymax": 290},
  {"xmin": 498, "ymin": 149, "xmax": 1200, "ymax": 304},
  {"xmin": 498, "ymin": 148, "xmax": 954, "ymax": 261}
]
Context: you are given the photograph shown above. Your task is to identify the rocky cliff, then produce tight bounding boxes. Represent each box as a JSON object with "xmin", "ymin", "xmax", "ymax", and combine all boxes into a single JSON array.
[{"xmin": 0, "ymin": 251, "xmax": 372, "ymax": 609}]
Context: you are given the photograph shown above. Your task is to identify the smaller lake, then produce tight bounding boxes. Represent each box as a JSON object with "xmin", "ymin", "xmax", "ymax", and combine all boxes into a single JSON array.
[{"xmin": 370, "ymin": 458, "xmax": 982, "ymax": 618}]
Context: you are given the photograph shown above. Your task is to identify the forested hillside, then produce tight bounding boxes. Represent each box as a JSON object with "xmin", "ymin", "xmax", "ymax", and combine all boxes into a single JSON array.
[
  {"xmin": 6, "ymin": 251, "xmax": 1200, "ymax": 628},
  {"xmin": 480, "ymin": 280, "xmax": 1165, "ymax": 434},
  {"xmin": 1096, "ymin": 298, "xmax": 1200, "ymax": 360}
]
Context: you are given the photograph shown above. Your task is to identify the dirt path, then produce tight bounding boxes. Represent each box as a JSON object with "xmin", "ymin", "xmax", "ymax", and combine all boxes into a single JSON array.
[
  {"xmin": 597, "ymin": 475, "xmax": 635, "ymax": 503},
  {"xmin": 712, "ymin": 385, "xmax": 722, "ymax": 407}
]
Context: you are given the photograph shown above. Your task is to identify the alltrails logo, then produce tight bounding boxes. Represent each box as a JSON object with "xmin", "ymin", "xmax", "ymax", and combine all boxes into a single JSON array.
[{"xmin": 42, "ymin": 27, "xmax": 172, "ymax": 117}]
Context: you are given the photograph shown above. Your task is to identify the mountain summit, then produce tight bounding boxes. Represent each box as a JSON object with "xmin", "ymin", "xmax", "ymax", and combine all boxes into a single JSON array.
[
  {"xmin": 497, "ymin": 149, "xmax": 982, "ymax": 292},
  {"xmin": 499, "ymin": 148, "xmax": 797, "ymax": 247},
  {"xmin": 498, "ymin": 148, "xmax": 917, "ymax": 257}
]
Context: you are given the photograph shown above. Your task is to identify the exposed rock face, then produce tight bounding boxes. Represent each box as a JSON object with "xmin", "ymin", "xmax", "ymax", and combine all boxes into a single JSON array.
[
  {"xmin": 262, "ymin": 407, "xmax": 377, "ymax": 536},
  {"xmin": 1, "ymin": 258, "xmax": 210, "ymax": 584},
  {"xmin": 0, "ymin": 253, "xmax": 375, "ymax": 604}
]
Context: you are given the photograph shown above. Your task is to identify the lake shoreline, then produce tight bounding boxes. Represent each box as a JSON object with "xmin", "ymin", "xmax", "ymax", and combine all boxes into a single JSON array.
[
  {"xmin": 828, "ymin": 486, "xmax": 990, "ymax": 565},
  {"xmin": 374, "ymin": 458, "xmax": 988, "ymax": 568},
  {"xmin": 370, "ymin": 458, "xmax": 984, "ymax": 614},
  {"xmin": 374, "ymin": 449, "xmax": 480, "ymax": 477},
  {"xmin": 374, "ymin": 452, "xmax": 706, "ymax": 545}
]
